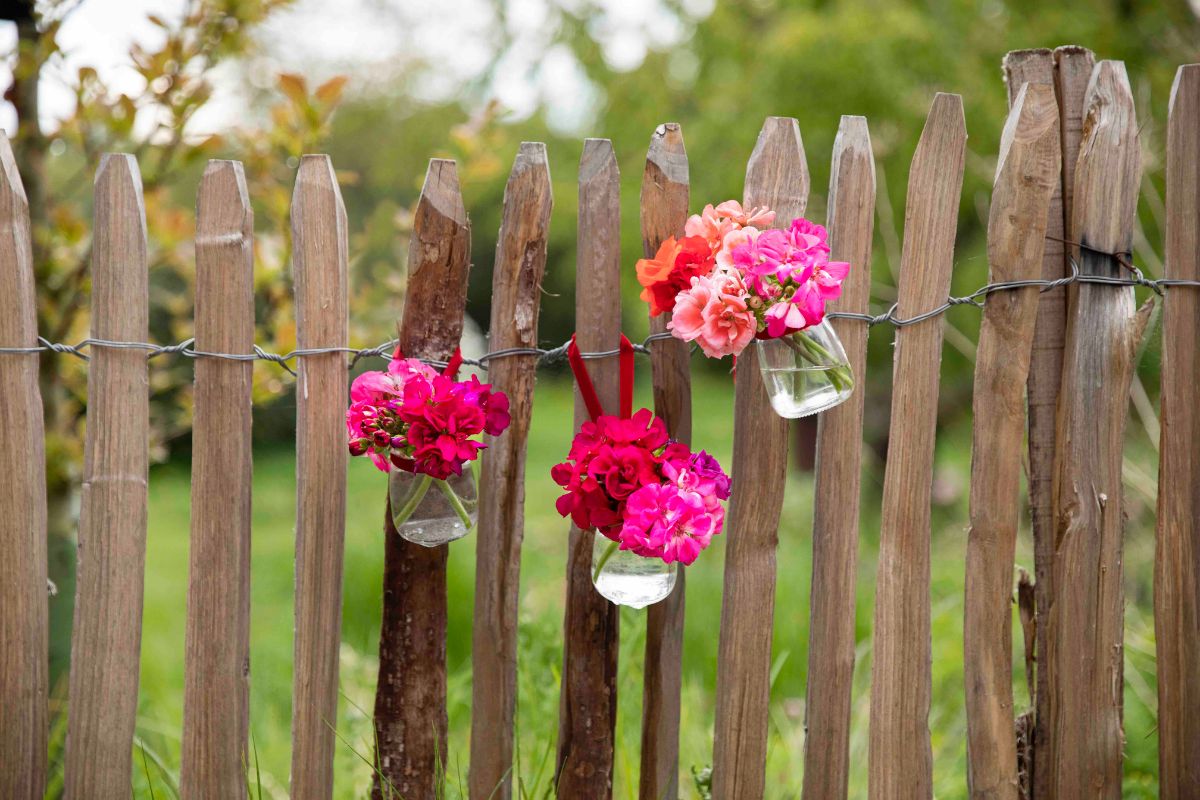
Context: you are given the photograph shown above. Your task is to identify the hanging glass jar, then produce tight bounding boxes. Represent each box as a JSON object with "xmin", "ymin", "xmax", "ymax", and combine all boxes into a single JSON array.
[
  {"xmin": 590, "ymin": 534, "xmax": 677, "ymax": 609},
  {"xmin": 756, "ymin": 319, "xmax": 854, "ymax": 418},
  {"xmin": 388, "ymin": 465, "xmax": 478, "ymax": 547}
]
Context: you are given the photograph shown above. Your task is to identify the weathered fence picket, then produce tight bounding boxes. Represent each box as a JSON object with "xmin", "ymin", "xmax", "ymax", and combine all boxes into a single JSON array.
[
  {"xmin": 802, "ymin": 114, "xmax": 874, "ymax": 800},
  {"xmin": 290, "ymin": 154, "xmax": 349, "ymax": 800},
  {"xmin": 374, "ymin": 158, "xmax": 471, "ymax": 800},
  {"xmin": 1156, "ymin": 62, "xmax": 1200, "ymax": 800},
  {"xmin": 639, "ymin": 122, "xmax": 691, "ymax": 800},
  {"xmin": 64, "ymin": 153, "xmax": 150, "ymax": 797},
  {"xmin": 181, "ymin": 160, "xmax": 255, "ymax": 796},
  {"xmin": 557, "ymin": 138, "xmax": 621, "ymax": 799},
  {"xmin": 962, "ymin": 83, "xmax": 1060, "ymax": 800},
  {"xmin": 868, "ymin": 93, "xmax": 965, "ymax": 800},
  {"xmin": 712, "ymin": 116, "xmax": 807, "ymax": 800},
  {"xmin": 1001, "ymin": 49, "xmax": 1095, "ymax": 795},
  {"xmin": 470, "ymin": 142, "xmax": 552, "ymax": 800},
  {"xmin": 1047, "ymin": 60, "xmax": 1148, "ymax": 798},
  {"xmin": 0, "ymin": 132, "xmax": 47, "ymax": 800}
]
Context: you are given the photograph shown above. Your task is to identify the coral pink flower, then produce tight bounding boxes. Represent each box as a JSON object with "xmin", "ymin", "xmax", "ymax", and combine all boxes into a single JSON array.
[
  {"xmin": 685, "ymin": 201, "xmax": 776, "ymax": 251},
  {"xmin": 635, "ymin": 235, "xmax": 714, "ymax": 317},
  {"xmin": 669, "ymin": 274, "xmax": 757, "ymax": 359}
]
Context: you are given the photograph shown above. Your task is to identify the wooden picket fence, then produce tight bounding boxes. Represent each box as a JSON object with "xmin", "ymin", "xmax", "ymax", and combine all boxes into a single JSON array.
[{"xmin": 1, "ymin": 47, "xmax": 1198, "ymax": 800}]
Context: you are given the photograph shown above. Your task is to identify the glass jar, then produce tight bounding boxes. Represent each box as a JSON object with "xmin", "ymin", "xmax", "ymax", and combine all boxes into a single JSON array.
[
  {"xmin": 388, "ymin": 467, "xmax": 478, "ymax": 547},
  {"xmin": 590, "ymin": 535, "xmax": 677, "ymax": 609},
  {"xmin": 756, "ymin": 319, "xmax": 854, "ymax": 418}
]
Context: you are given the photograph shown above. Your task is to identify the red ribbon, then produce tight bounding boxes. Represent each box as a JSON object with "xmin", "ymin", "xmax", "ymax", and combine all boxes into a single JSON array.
[
  {"xmin": 442, "ymin": 346, "xmax": 463, "ymax": 378},
  {"xmin": 566, "ymin": 333, "xmax": 636, "ymax": 421}
]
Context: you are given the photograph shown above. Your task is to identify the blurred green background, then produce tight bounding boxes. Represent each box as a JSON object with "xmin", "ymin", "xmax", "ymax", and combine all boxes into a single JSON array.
[{"xmin": 8, "ymin": 0, "xmax": 1194, "ymax": 796}]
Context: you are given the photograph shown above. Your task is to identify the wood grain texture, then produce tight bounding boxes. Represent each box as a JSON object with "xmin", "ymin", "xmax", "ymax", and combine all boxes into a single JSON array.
[
  {"xmin": 374, "ymin": 159, "xmax": 471, "ymax": 800},
  {"xmin": 64, "ymin": 153, "xmax": 150, "ymax": 798},
  {"xmin": 867, "ymin": 94, "xmax": 965, "ymax": 800},
  {"xmin": 469, "ymin": 143, "xmax": 551, "ymax": 800},
  {"xmin": 181, "ymin": 160, "xmax": 255, "ymax": 797},
  {"xmin": 711, "ymin": 116, "xmax": 808, "ymax": 800},
  {"xmin": 556, "ymin": 139, "xmax": 621, "ymax": 800},
  {"xmin": 1154, "ymin": 63, "xmax": 1200, "ymax": 800},
  {"xmin": 0, "ymin": 132, "xmax": 47, "ymax": 800},
  {"xmin": 1046, "ymin": 60, "xmax": 1144, "ymax": 800},
  {"xmin": 638, "ymin": 122, "xmax": 691, "ymax": 800},
  {"xmin": 962, "ymin": 84, "xmax": 1060, "ymax": 800},
  {"xmin": 290, "ymin": 154, "xmax": 349, "ymax": 800},
  {"xmin": 801, "ymin": 115, "xmax": 875, "ymax": 800},
  {"xmin": 1018, "ymin": 49, "xmax": 1094, "ymax": 796}
]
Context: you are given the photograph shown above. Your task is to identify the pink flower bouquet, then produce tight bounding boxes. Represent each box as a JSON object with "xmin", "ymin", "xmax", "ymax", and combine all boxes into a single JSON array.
[
  {"xmin": 551, "ymin": 335, "xmax": 730, "ymax": 607},
  {"xmin": 636, "ymin": 201, "xmax": 855, "ymax": 418},
  {"xmin": 347, "ymin": 349, "xmax": 510, "ymax": 545}
]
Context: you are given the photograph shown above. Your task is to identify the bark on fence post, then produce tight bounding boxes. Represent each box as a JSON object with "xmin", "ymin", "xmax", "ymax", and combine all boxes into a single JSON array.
[
  {"xmin": 470, "ymin": 143, "xmax": 551, "ymax": 800},
  {"xmin": 867, "ymin": 93, "xmax": 965, "ymax": 800},
  {"xmin": 639, "ymin": 122, "xmax": 691, "ymax": 800},
  {"xmin": 557, "ymin": 139, "xmax": 620, "ymax": 800},
  {"xmin": 0, "ymin": 132, "xmax": 47, "ymax": 800},
  {"xmin": 1046, "ymin": 60, "xmax": 1148, "ymax": 799},
  {"xmin": 1155, "ymin": 62, "xmax": 1200, "ymax": 800},
  {"xmin": 290, "ymin": 155, "xmax": 349, "ymax": 800},
  {"xmin": 64, "ymin": 153, "xmax": 150, "ymax": 798},
  {"xmin": 182, "ymin": 160, "xmax": 255, "ymax": 797},
  {"xmin": 712, "ymin": 116, "xmax": 808, "ymax": 800},
  {"xmin": 962, "ymin": 84, "xmax": 1060, "ymax": 800},
  {"xmin": 374, "ymin": 158, "xmax": 471, "ymax": 800},
  {"xmin": 801, "ymin": 115, "xmax": 875, "ymax": 800}
]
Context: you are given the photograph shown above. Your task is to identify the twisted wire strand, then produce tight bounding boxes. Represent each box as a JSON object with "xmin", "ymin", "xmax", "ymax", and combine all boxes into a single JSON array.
[{"xmin": 4, "ymin": 248, "xmax": 1198, "ymax": 371}]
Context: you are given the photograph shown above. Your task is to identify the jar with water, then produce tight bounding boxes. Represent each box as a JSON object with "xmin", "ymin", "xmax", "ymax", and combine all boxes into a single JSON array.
[
  {"xmin": 388, "ymin": 466, "xmax": 478, "ymax": 547},
  {"xmin": 756, "ymin": 318, "xmax": 854, "ymax": 418},
  {"xmin": 591, "ymin": 535, "xmax": 677, "ymax": 608}
]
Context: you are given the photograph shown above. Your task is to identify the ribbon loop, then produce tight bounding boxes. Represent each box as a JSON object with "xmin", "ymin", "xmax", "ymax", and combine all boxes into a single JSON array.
[
  {"xmin": 619, "ymin": 334, "xmax": 634, "ymax": 419},
  {"xmin": 567, "ymin": 334, "xmax": 605, "ymax": 422}
]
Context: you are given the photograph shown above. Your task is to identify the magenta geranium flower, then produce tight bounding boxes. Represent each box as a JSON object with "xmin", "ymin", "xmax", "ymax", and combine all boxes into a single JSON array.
[{"xmin": 345, "ymin": 353, "xmax": 510, "ymax": 477}]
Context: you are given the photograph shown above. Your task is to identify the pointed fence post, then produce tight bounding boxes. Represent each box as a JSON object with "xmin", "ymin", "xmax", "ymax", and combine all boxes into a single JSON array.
[
  {"xmin": 1003, "ymin": 49, "xmax": 1095, "ymax": 795},
  {"xmin": 372, "ymin": 158, "xmax": 472, "ymax": 800},
  {"xmin": 867, "ymin": 94, "xmax": 965, "ymax": 800},
  {"xmin": 1046, "ymin": 60, "xmax": 1148, "ymax": 799},
  {"xmin": 0, "ymin": 133, "xmax": 47, "ymax": 800},
  {"xmin": 638, "ymin": 122, "xmax": 691, "ymax": 800},
  {"xmin": 1155, "ymin": 62, "xmax": 1200, "ymax": 800},
  {"xmin": 557, "ymin": 139, "xmax": 621, "ymax": 799},
  {"xmin": 802, "ymin": 115, "xmax": 874, "ymax": 800},
  {"xmin": 290, "ymin": 154, "xmax": 349, "ymax": 800},
  {"xmin": 712, "ymin": 116, "xmax": 808, "ymax": 800},
  {"xmin": 64, "ymin": 153, "xmax": 150, "ymax": 798},
  {"xmin": 962, "ymin": 84, "xmax": 1060, "ymax": 800},
  {"xmin": 470, "ymin": 143, "xmax": 551, "ymax": 800},
  {"xmin": 181, "ymin": 160, "xmax": 255, "ymax": 796}
]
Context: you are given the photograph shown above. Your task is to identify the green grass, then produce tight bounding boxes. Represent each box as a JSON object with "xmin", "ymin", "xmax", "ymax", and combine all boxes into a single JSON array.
[{"xmin": 55, "ymin": 373, "xmax": 1159, "ymax": 798}]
